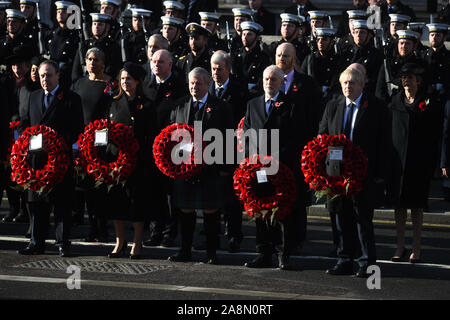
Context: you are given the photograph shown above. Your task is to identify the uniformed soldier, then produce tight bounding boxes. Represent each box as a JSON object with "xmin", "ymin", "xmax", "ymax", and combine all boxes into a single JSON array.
[
  {"xmin": 99, "ymin": 0, "xmax": 122, "ymax": 42},
  {"xmin": 337, "ymin": 10, "xmax": 368, "ymax": 52},
  {"xmin": 0, "ymin": 1, "xmax": 11, "ymax": 36},
  {"xmin": 438, "ymin": 1, "xmax": 450, "ymax": 24},
  {"xmin": 121, "ymin": 8, "xmax": 153, "ymax": 64},
  {"xmin": 341, "ymin": 20, "xmax": 383, "ymax": 94},
  {"xmin": 229, "ymin": 8, "xmax": 253, "ymax": 55},
  {"xmin": 380, "ymin": 0, "xmax": 416, "ymax": 28},
  {"xmin": 19, "ymin": 0, "xmax": 50, "ymax": 53},
  {"xmin": 232, "ymin": 21, "xmax": 271, "ymax": 98},
  {"xmin": 160, "ymin": 16, "xmax": 187, "ymax": 63},
  {"xmin": 0, "ymin": 9, "xmax": 38, "ymax": 65},
  {"xmin": 268, "ymin": 13, "xmax": 310, "ymax": 69},
  {"xmin": 307, "ymin": 10, "xmax": 329, "ymax": 52},
  {"xmin": 375, "ymin": 29, "xmax": 424, "ymax": 103},
  {"xmin": 163, "ymin": 1, "xmax": 185, "ymax": 19},
  {"xmin": 407, "ymin": 22, "xmax": 427, "ymax": 56},
  {"xmin": 71, "ymin": 13, "xmax": 122, "ymax": 83},
  {"xmin": 176, "ymin": 22, "xmax": 212, "ymax": 84},
  {"xmin": 46, "ymin": 1, "xmax": 80, "ymax": 90},
  {"xmin": 199, "ymin": 11, "xmax": 227, "ymax": 53},
  {"xmin": 383, "ymin": 13, "xmax": 411, "ymax": 58},
  {"xmin": 301, "ymin": 27, "xmax": 342, "ymax": 104},
  {"xmin": 423, "ymin": 23, "xmax": 450, "ymax": 103}
]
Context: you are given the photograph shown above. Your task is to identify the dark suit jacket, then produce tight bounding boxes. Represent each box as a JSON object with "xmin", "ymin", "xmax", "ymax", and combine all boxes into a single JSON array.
[
  {"xmin": 243, "ymin": 91, "xmax": 308, "ymax": 175},
  {"xmin": 252, "ymin": 7, "xmax": 276, "ymax": 35},
  {"xmin": 20, "ymin": 87, "xmax": 84, "ymax": 203},
  {"xmin": 318, "ymin": 93, "xmax": 388, "ymax": 195},
  {"xmin": 208, "ymin": 76, "xmax": 249, "ymax": 127},
  {"xmin": 143, "ymin": 70, "xmax": 187, "ymax": 132},
  {"xmin": 170, "ymin": 94, "xmax": 235, "ymax": 174},
  {"xmin": 285, "ymin": 71, "xmax": 324, "ymax": 141}
]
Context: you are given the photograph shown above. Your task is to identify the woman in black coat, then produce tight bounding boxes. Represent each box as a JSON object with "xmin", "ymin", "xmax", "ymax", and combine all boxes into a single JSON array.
[
  {"xmin": 106, "ymin": 62, "xmax": 162, "ymax": 259},
  {"xmin": 387, "ymin": 63, "xmax": 441, "ymax": 263},
  {"xmin": 71, "ymin": 47, "xmax": 118, "ymax": 241}
]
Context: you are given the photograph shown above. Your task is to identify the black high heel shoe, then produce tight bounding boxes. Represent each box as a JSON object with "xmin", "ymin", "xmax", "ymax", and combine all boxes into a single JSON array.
[
  {"xmin": 391, "ymin": 247, "xmax": 407, "ymax": 262},
  {"xmin": 108, "ymin": 241, "xmax": 128, "ymax": 258}
]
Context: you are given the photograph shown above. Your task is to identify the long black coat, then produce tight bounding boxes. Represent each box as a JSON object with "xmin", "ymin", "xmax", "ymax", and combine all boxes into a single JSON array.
[
  {"xmin": 107, "ymin": 93, "xmax": 162, "ymax": 221},
  {"xmin": 387, "ymin": 90, "xmax": 441, "ymax": 208},
  {"xmin": 20, "ymin": 87, "xmax": 84, "ymax": 204},
  {"xmin": 441, "ymin": 100, "xmax": 450, "ymax": 188}
]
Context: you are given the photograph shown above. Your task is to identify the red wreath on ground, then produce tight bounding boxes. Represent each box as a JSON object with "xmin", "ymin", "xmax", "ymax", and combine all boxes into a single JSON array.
[
  {"xmin": 153, "ymin": 123, "xmax": 204, "ymax": 180},
  {"xmin": 301, "ymin": 134, "xmax": 368, "ymax": 198},
  {"xmin": 77, "ymin": 119, "xmax": 139, "ymax": 187},
  {"xmin": 10, "ymin": 125, "xmax": 70, "ymax": 193},
  {"xmin": 233, "ymin": 154, "xmax": 297, "ymax": 222}
]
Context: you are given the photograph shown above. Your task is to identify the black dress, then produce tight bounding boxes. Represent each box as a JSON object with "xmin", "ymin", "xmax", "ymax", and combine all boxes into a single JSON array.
[
  {"xmin": 106, "ymin": 93, "xmax": 163, "ymax": 222},
  {"xmin": 388, "ymin": 91, "xmax": 441, "ymax": 208},
  {"xmin": 71, "ymin": 76, "xmax": 117, "ymax": 125}
]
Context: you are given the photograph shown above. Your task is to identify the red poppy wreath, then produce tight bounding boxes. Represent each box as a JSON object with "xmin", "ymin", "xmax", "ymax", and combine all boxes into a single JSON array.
[
  {"xmin": 153, "ymin": 123, "xmax": 204, "ymax": 180},
  {"xmin": 77, "ymin": 119, "xmax": 139, "ymax": 188},
  {"xmin": 10, "ymin": 125, "xmax": 70, "ymax": 194},
  {"xmin": 233, "ymin": 154, "xmax": 297, "ymax": 223},
  {"xmin": 236, "ymin": 117, "xmax": 245, "ymax": 153},
  {"xmin": 6, "ymin": 121, "xmax": 20, "ymax": 164},
  {"xmin": 301, "ymin": 134, "xmax": 368, "ymax": 199}
]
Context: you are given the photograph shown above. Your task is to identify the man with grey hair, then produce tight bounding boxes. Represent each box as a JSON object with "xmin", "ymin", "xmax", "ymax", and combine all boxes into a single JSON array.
[
  {"xmin": 168, "ymin": 67, "xmax": 234, "ymax": 264},
  {"xmin": 243, "ymin": 65, "xmax": 310, "ymax": 270},
  {"xmin": 208, "ymin": 50, "xmax": 248, "ymax": 253}
]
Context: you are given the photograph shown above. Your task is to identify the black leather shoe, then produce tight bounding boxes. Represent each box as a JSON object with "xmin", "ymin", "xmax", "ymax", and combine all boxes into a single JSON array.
[
  {"xmin": 1, "ymin": 215, "xmax": 14, "ymax": 223},
  {"xmin": 59, "ymin": 246, "xmax": 71, "ymax": 257},
  {"xmin": 206, "ymin": 255, "xmax": 218, "ymax": 265},
  {"xmin": 168, "ymin": 251, "xmax": 192, "ymax": 262},
  {"xmin": 228, "ymin": 238, "xmax": 241, "ymax": 253},
  {"xmin": 143, "ymin": 237, "xmax": 162, "ymax": 247},
  {"xmin": 18, "ymin": 245, "xmax": 45, "ymax": 255},
  {"xmin": 108, "ymin": 241, "xmax": 128, "ymax": 258},
  {"xmin": 161, "ymin": 237, "xmax": 175, "ymax": 248},
  {"xmin": 13, "ymin": 213, "xmax": 29, "ymax": 223},
  {"xmin": 245, "ymin": 255, "xmax": 272, "ymax": 268},
  {"xmin": 278, "ymin": 255, "xmax": 291, "ymax": 270},
  {"xmin": 355, "ymin": 266, "xmax": 370, "ymax": 278},
  {"xmin": 129, "ymin": 253, "xmax": 142, "ymax": 260},
  {"xmin": 326, "ymin": 262, "xmax": 354, "ymax": 275}
]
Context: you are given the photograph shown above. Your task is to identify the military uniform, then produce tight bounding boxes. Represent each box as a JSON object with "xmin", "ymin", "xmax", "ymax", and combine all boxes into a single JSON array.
[
  {"xmin": 122, "ymin": 29, "xmax": 150, "ymax": 64},
  {"xmin": 46, "ymin": 27, "xmax": 80, "ymax": 89},
  {"xmin": 422, "ymin": 23, "xmax": 450, "ymax": 102},
  {"xmin": 231, "ymin": 21, "xmax": 271, "ymax": 97}
]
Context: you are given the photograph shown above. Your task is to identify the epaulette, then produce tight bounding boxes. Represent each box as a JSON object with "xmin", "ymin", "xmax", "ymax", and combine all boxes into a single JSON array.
[{"xmin": 179, "ymin": 55, "xmax": 186, "ymax": 60}]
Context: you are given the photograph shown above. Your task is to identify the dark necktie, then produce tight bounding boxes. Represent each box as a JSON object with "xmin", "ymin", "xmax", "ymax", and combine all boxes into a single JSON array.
[
  {"xmin": 343, "ymin": 103, "xmax": 355, "ymax": 139},
  {"xmin": 216, "ymin": 87, "xmax": 224, "ymax": 98},
  {"xmin": 43, "ymin": 93, "xmax": 52, "ymax": 113},
  {"xmin": 266, "ymin": 100, "xmax": 275, "ymax": 117}
]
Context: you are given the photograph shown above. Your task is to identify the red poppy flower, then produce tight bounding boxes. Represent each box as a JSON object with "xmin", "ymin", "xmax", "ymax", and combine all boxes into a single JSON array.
[
  {"xmin": 206, "ymin": 107, "xmax": 211, "ymax": 113},
  {"xmin": 418, "ymin": 101, "xmax": 427, "ymax": 111},
  {"xmin": 165, "ymin": 92, "xmax": 172, "ymax": 98},
  {"xmin": 292, "ymin": 85, "xmax": 298, "ymax": 92},
  {"xmin": 274, "ymin": 102, "xmax": 282, "ymax": 108}
]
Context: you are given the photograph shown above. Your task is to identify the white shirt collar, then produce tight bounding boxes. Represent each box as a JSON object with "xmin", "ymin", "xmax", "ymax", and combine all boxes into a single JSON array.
[
  {"xmin": 193, "ymin": 92, "xmax": 209, "ymax": 104},
  {"xmin": 156, "ymin": 72, "xmax": 172, "ymax": 84},
  {"xmin": 45, "ymin": 85, "xmax": 60, "ymax": 96},
  {"xmin": 345, "ymin": 93, "xmax": 363, "ymax": 107},
  {"xmin": 265, "ymin": 91, "xmax": 280, "ymax": 103},
  {"xmin": 215, "ymin": 78, "xmax": 230, "ymax": 90}
]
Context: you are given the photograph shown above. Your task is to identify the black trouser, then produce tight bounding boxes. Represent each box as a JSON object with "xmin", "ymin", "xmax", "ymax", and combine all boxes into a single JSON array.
[
  {"xmin": 332, "ymin": 195, "xmax": 376, "ymax": 267},
  {"xmin": 29, "ymin": 201, "xmax": 72, "ymax": 248},
  {"xmin": 255, "ymin": 209, "xmax": 299, "ymax": 258}
]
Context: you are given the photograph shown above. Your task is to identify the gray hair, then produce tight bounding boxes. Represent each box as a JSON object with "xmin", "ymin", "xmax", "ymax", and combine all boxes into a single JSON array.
[
  {"xmin": 85, "ymin": 47, "xmax": 106, "ymax": 63},
  {"xmin": 211, "ymin": 50, "xmax": 232, "ymax": 70},
  {"xmin": 189, "ymin": 67, "xmax": 211, "ymax": 84},
  {"xmin": 152, "ymin": 49, "xmax": 174, "ymax": 63},
  {"xmin": 263, "ymin": 65, "xmax": 284, "ymax": 80},
  {"xmin": 148, "ymin": 34, "xmax": 169, "ymax": 49}
]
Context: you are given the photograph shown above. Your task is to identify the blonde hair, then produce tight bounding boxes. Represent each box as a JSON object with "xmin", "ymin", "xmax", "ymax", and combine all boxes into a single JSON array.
[{"xmin": 339, "ymin": 67, "xmax": 365, "ymax": 86}]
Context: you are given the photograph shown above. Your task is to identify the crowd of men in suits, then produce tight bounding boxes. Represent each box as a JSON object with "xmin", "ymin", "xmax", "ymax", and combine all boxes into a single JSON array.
[{"xmin": 0, "ymin": 0, "xmax": 450, "ymax": 275}]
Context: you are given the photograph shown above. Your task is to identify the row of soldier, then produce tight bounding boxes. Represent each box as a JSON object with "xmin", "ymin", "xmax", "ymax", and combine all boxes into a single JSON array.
[{"xmin": 0, "ymin": 0, "xmax": 449, "ymax": 272}]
